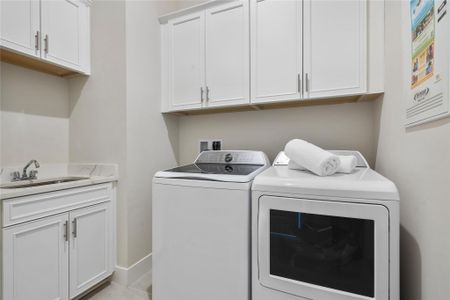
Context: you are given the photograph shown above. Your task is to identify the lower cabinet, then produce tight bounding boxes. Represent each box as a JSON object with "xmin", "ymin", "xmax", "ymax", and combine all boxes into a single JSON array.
[
  {"xmin": 3, "ymin": 214, "xmax": 70, "ymax": 300},
  {"xmin": 2, "ymin": 183, "xmax": 115, "ymax": 300},
  {"xmin": 69, "ymin": 203, "xmax": 113, "ymax": 298}
]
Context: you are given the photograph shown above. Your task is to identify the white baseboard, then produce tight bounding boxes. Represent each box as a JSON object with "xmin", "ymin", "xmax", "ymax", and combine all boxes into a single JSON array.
[{"xmin": 113, "ymin": 253, "xmax": 152, "ymax": 286}]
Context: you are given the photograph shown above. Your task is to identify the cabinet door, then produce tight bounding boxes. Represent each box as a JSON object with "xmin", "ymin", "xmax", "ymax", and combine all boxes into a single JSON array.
[
  {"xmin": 0, "ymin": 0, "xmax": 40, "ymax": 57},
  {"xmin": 69, "ymin": 203, "xmax": 113, "ymax": 298},
  {"xmin": 205, "ymin": 0, "xmax": 249, "ymax": 107},
  {"xmin": 41, "ymin": 0, "xmax": 88, "ymax": 71},
  {"xmin": 3, "ymin": 214, "xmax": 69, "ymax": 300},
  {"xmin": 303, "ymin": 0, "xmax": 367, "ymax": 99},
  {"xmin": 168, "ymin": 12, "xmax": 205, "ymax": 111},
  {"xmin": 250, "ymin": 0, "xmax": 302, "ymax": 104}
]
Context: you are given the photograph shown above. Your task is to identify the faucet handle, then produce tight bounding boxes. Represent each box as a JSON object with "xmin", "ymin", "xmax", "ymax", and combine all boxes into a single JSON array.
[
  {"xmin": 29, "ymin": 170, "xmax": 39, "ymax": 180},
  {"xmin": 11, "ymin": 171, "xmax": 21, "ymax": 181}
]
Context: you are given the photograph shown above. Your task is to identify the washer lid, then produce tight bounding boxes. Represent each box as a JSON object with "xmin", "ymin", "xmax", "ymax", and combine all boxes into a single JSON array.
[{"xmin": 252, "ymin": 166, "xmax": 399, "ymax": 201}]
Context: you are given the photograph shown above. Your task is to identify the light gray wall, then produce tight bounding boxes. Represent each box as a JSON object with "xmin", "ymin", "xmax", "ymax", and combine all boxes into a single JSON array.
[
  {"xmin": 375, "ymin": 1, "xmax": 450, "ymax": 300},
  {"xmin": 68, "ymin": 0, "xmax": 129, "ymax": 266},
  {"xmin": 125, "ymin": 0, "xmax": 179, "ymax": 266},
  {"xmin": 178, "ymin": 101, "xmax": 378, "ymax": 166},
  {"xmin": 0, "ymin": 62, "xmax": 70, "ymax": 166},
  {"xmin": 69, "ymin": 0, "xmax": 179, "ymax": 268}
]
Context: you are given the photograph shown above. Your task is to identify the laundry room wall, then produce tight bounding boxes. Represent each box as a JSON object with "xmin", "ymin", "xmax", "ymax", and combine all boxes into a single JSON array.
[
  {"xmin": 69, "ymin": 0, "xmax": 179, "ymax": 273},
  {"xmin": 68, "ymin": 0, "xmax": 129, "ymax": 267},
  {"xmin": 374, "ymin": 1, "xmax": 450, "ymax": 300},
  {"xmin": 124, "ymin": 0, "xmax": 179, "ymax": 267},
  {"xmin": 0, "ymin": 62, "xmax": 70, "ymax": 166},
  {"xmin": 177, "ymin": 101, "xmax": 379, "ymax": 166}
]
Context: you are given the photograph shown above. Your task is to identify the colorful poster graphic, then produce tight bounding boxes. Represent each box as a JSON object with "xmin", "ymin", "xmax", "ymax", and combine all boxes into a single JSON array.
[{"xmin": 410, "ymin": 0, "xmax": 435, "ymax": 89}]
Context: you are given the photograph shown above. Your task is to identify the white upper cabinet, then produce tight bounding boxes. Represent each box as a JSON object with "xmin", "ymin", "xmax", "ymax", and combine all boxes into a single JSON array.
[
  {"xmin": 205, "ymin": 0, "xmax": 249, "ymax": 107},
  {"xmin": 250, "ymin": 0, "xmax": 302, "ymax": 104},
  {"xmin": 0, "ymin": 0, "xmax": 40, "ymax": 57},
  {"xmin": 0, "ymin": 0, "xmax": 91, "ymax": 75},
  {"xmin": 161, "ymin": 0, "xmax": 381, "ymax": 112},
  {"xmin": 41, "ymin": 0, "xmax": 90, "ymax": 73},
  {"xmin": 69, "ymin": 203, "xmax": 113, "ymax": 298},
  {"xmin": 3, "ymin": 213, "xmax": 69, "ymax": 300},
  {"xmin": 303, "ymin": 0, "xmax": 367, "ymax": 99},
  {"xmin": 168, "ymin": 12, "xmax": 205, "ymax": 110}
]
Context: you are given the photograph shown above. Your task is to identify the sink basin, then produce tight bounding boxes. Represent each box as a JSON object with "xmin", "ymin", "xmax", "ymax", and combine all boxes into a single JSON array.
[{"xmin": 0, "ymin": 177, "xmax": 90, "ymax": 189}]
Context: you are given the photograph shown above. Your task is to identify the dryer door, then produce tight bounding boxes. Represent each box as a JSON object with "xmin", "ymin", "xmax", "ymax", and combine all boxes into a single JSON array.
[{"xmin": 258, "ymin": 196, "xmax": 389, "ymax": 300}]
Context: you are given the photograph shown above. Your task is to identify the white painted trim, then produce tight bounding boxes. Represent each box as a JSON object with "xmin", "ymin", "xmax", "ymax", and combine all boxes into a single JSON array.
[{"xmin": 113, "ymin": 253, "xmax": 152, "ymax": 286}]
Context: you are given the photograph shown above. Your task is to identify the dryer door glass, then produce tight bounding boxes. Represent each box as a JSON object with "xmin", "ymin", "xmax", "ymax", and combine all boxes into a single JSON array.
[
  {"xmin": 270, "ymin": 210, "xmax": 374, "ymax": 297},
  {"xmin": 257, "ymin": 196, "xmax": 389, "ymax": 300}
]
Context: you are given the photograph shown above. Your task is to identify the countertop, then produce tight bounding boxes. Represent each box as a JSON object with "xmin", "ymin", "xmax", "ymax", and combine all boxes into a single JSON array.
[{"xmin": 0, "ymin": 163, "xmax": 118, "ymax": 200}]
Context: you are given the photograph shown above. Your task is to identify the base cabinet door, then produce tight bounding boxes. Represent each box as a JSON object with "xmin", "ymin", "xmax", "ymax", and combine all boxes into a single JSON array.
[
  {"xmin": 0, "ymin": 0, "xmax": 40, "ymax": 57},
  {"xmin": 303, "ymin": 0, "xmax": 367, "ymax": 99},
  {"xmin": 69, "ymin": 203, "xmax": 113, "ymax": 298},
  {"xmin": 3, "ymin": 213, "xmax": 69, "ymax": 300}
]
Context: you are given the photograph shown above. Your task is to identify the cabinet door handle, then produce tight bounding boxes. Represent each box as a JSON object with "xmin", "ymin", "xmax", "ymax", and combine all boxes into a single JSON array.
[
  {"xmin": 206, "ymin": 86, "xmax": 210, "ymax": 101},
  {"xmin": 297, "ymin": 74, "xmax": 301, "ymax": 94},
  {"xmin": 64, "ymin": 220, "xmax": 69, "ymax": 242},
  {"xmin": 305, "ymin": 73, "xmax": 310, "ymax": 93},
  {"xmin": 200, "ymin": 87, "xmax": 204, "ymax": 103},
  {"xmin": 44, "ymin": 34, "xmax": 49, "ymax": 54},
  {"xmin": 72, "ymin": 218, "xmax": 78, "ymax": 238},
  {"xmin": 34, "ymin": 31, "xmax": 40, "ymax": 50}
]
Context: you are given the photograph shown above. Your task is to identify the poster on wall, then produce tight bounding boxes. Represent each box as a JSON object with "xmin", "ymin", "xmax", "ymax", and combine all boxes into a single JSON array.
[{"xmin": 405, "ymin": 0, "xmax": 450, "ymax": 127}]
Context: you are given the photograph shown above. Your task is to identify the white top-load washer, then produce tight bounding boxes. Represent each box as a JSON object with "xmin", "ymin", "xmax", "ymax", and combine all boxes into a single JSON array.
[
  {"xmin": 252, "ymin": 151, "xmax": 399, "ymax": 300},
  {"xmin": 153, "ymin": 150, "xmax": 269, "ymax": 300}
]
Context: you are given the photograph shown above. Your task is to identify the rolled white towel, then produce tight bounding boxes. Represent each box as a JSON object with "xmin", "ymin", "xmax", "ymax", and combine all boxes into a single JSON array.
[
  {"xmin": 288, "ymin": 159, "xmax": 307, "ymax": 171},
  {"xmin": 338, "ymin": 155, "xmax": 357, "ymax": 173},
  {"xmin": 288, "ymin": 155, "xmax": 357, "ymax": 174},
  {"xmin": 284, "ymin": 139, "xmax": 340, "ymax": 176}
]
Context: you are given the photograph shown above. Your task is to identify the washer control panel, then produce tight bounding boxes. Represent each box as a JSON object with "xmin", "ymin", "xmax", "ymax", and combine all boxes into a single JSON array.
[{"xmin": 196, "ymin": 150, "xmax": 267, "ymax": 165}]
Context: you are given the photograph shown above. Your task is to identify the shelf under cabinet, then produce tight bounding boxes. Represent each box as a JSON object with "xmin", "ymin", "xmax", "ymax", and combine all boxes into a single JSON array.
[{"xmin": 163, "ymin": 93, "xmax": 383, "ymax": 116}]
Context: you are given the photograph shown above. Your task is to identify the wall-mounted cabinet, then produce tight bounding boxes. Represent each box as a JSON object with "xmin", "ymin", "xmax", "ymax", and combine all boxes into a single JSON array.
[
  {"xmin": 160, "ymin": 0, "xmax": 384, "ymax": 113},
  {"xmin": 166, "ymin": 0, "xmax": 249, "ymax": 111},
  {"xmin": 250, "ymin": 0, "xmax": 302, "ymax": 104},
  {"xmin": 0, "ymin": 0, "xmax": 91, "ymax": 76},
  {"xmin": 303, "ymin": 0, "xmax": 366, "ymax": 99}
]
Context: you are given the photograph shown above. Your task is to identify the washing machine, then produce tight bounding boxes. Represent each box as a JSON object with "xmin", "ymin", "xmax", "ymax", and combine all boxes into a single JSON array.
[
  {"xmin": 153, "ymin": 150, "xmax": 269, "ymax": 300},
  {"xmin": 252, "ymin": 151, "xmax": 399, "ymax": 300}
]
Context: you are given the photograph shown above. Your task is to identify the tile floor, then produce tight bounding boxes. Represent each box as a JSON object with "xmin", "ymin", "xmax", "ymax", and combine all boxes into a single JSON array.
[{"xmin": 82, "ymin": 272, "xmax": 152, "ymax": 300}]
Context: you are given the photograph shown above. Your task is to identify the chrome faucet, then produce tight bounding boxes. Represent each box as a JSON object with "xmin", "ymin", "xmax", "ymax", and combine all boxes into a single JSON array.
[{"xmin": 11, "ymin": 160, "xmax": 40, "ymax": 181}]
